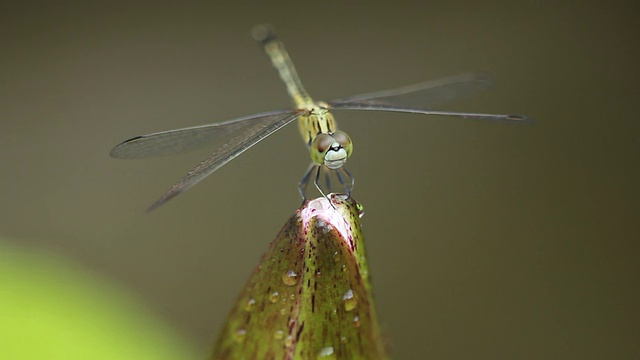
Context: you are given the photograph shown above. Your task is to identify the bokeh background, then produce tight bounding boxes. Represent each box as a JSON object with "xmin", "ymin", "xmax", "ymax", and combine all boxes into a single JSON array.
[{"xmin": 1, "ymin": 1, "xmax": 638, "ymax": 359}]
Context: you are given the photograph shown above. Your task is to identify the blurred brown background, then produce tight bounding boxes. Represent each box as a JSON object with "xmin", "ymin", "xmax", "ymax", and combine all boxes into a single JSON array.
[{"xmin": 1, "ymin": 1, "xmax": 638, "ymax": 359}]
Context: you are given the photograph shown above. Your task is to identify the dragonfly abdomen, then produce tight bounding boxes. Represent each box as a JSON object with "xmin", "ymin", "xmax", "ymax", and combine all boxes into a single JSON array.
[{"xmin": 253, "ymin": 25, "xmax": 314, "ymax": 110}]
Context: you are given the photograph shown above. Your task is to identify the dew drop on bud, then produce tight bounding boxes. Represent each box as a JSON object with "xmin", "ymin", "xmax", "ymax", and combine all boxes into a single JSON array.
[
  {"xmin": 282, "ymin": 269, "xmax": 298, "ymax": 286},
  {"xmin": 342, "ymin": 289, "xmax": 357, "ymax": 311},
  {"xmin": 317, "ymin": 346, "xmax": 336, "ymax": 359}
]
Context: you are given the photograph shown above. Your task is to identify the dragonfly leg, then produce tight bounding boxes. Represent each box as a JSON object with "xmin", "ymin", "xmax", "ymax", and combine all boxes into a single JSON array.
[
  {"xmin": 335, "ymin": 168, "xmax": 348, "ymax": 194},
  {"xmin": 314, "ymin": 165, "xmax": 336, "ymax": 209},
  {"xmin": 298, "ymin": 163, "xmax": 315, "ymax": 201},
  {"xmin": 338, "ymin": 167, "xmax": 355, "ymax": 196},
  {"xmin": 336, "ymin": 167, "xmax": 353, "ymax": 195},
  {"xmin": 324, "ymin": 168, "xmax": 332, "ymax": 191}
]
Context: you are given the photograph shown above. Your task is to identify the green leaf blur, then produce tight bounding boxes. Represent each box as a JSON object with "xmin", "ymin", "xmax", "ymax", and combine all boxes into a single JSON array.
[{"xmin": 0, "ymin": 240, "xmax": 199, "ymax": 360}]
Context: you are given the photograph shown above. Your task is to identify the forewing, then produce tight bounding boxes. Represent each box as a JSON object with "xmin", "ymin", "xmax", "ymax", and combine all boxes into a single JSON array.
[
  {"xmin": 329, "ymin": 73, "xmax": 494, "ymax": 108},
  {"xmin": 110, "ymin": 110, "xmax": 297, "ymax": 159},
  {"xmin": 144, "ymin": 110, "xmax": 305, "ymax": 212},
  {"xmin": 328, "ymin": 73, "xmax": 530, "ymax": 122}
]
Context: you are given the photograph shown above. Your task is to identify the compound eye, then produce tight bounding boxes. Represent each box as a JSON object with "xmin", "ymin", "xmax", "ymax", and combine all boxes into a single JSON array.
[
  {"xmin": 310, "ymin": 133, "xmax": 335, "ymax": 165},
  {"xmin": 331, "ymin": 130, "xmax": 353, "ymax": 158}
]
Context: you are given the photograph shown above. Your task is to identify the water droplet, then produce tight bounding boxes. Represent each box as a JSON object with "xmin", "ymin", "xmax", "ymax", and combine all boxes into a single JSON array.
[
  {"xmin": 285, "ymin": 335, "xmax": 294, "ymax": 348},
  {"xmin": 340, "ymin": 264, "xmax": 347, "ymax": 272},
  {"xmin": 333, "ymin": 251, "xmax": 340, "ymax": 262},
  {"xmin": 282, "ymin": 269, "xmax": 298, "ymax": 286},
  {"xmin": 317, "ymin": 346, "xmax": 335, "ymax": 358},
  {"xmin": 274, "ymin": 329, "xmax": 284, "ymax": 340},
  {"xmin": 353, "ymin": 315, "xmax": 361, "ymax": 328},
  {"xmin": 342, "ymin": 289, "xmax": 357, "ymax": 311},
  {"xmin": 269, "ymin": 291, "xmax": 280, "ymax": 303},
  {"xmin": 357, "ymin": 203, "xmax": 365, "ymax": 218},
  {"xmin": 315, "ymin": 269, "xmax": 322, "ymax": 277},
  {"xmin": 234, "ymin": 328, "xmax": 246, "ymax": 343},
  {"xmin": 244, "ymin": 298, "xmax": 256, "ymax": 312},
  {"xmin": 290, "ymin": 293, "xmax": 295, "ymax": 300}
]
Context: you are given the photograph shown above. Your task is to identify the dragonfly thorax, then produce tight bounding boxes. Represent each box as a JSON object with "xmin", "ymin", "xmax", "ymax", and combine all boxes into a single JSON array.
[
  {"xmin": 297, "ymin": 105, "xmax": 337, "ymax": 145},
  {"xmin": 310, "ymin": 131, "xmax": 353, "ymax": 169}
]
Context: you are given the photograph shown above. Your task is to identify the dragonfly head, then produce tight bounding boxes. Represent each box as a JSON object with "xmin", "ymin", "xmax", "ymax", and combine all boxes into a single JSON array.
[{"xmin": 310, "ymin": 130, "xmax": 353, "ymax": 169}]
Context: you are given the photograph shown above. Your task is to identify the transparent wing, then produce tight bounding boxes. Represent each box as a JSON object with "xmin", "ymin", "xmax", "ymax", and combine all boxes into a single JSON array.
[
  {"xmin": 327, "ymin": 73, "xmax": 530, "ymax": 122},
  {"xmin": 110, "ymin": 109, "xmax": 298, "ymax": 159},
  {"xmin": 111, "ymin": 109, "xmax": 305, "ymax": 212}
]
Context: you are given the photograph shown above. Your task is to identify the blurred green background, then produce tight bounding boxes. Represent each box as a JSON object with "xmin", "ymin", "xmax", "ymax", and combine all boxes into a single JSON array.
[{"xmin": 1, "ymin": 1, "xmax": 638, "ymax": 359}]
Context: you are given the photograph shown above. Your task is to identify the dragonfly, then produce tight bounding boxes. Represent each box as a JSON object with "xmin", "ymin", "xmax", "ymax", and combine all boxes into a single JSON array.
[{"xmin": 110, "ymin": 25, "xmax": 530, "ymax": 212}]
